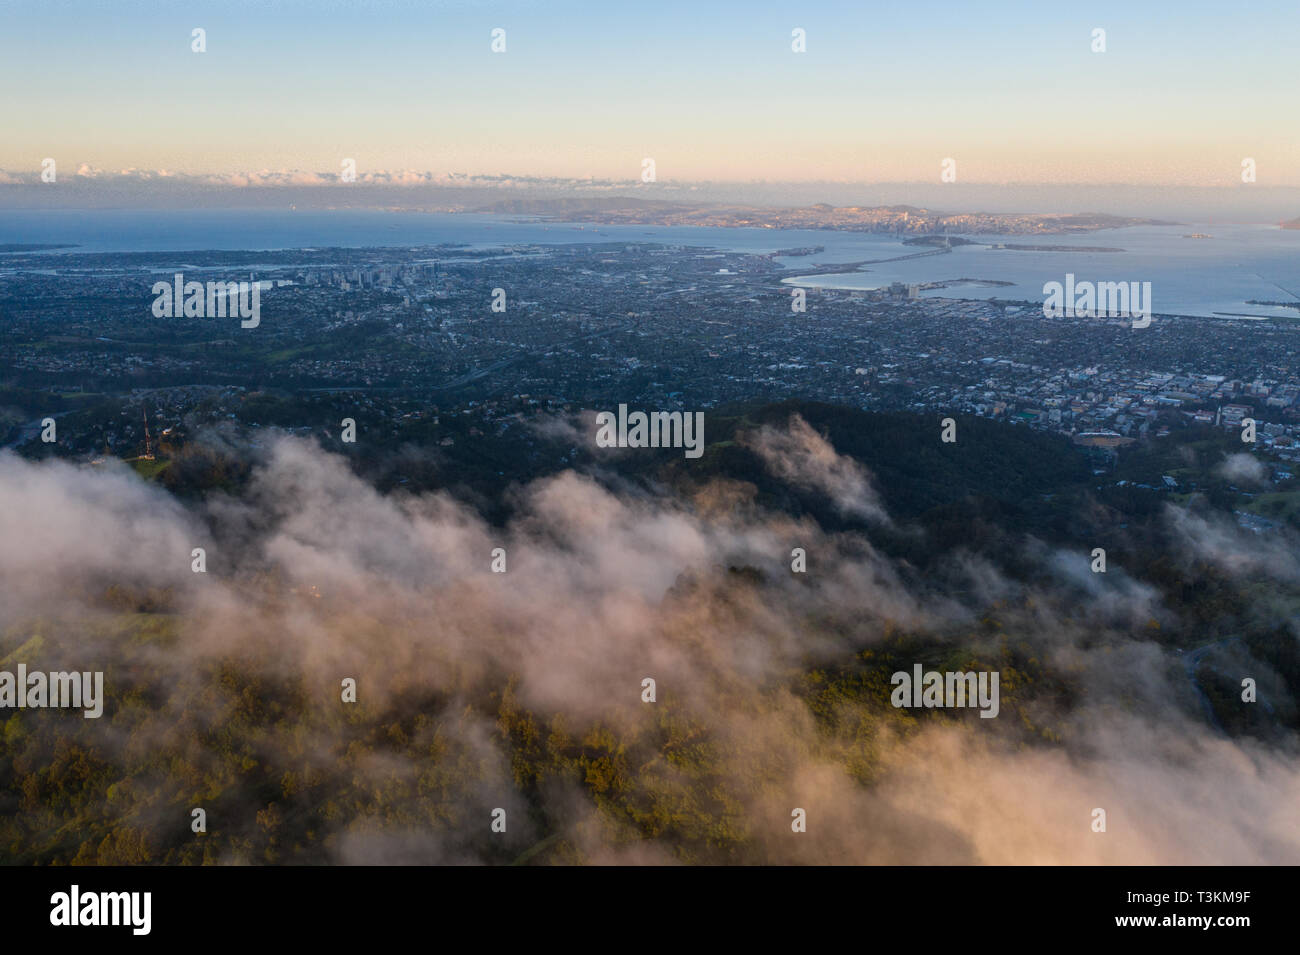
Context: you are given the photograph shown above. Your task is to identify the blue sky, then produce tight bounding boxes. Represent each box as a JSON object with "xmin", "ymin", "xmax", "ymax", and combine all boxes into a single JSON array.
[{"xmin": 2, "ymin": 0, "xmax": 1297, "ymax": 183}]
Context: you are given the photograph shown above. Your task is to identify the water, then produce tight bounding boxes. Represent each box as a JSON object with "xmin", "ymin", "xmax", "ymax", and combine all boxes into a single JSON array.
[
  {"xmin": 781, "ymin": 224, "xmax": 1300, "ymax": 320},
  {"xmin": 1, "ymin": 208, "xmax": 1296, "ymax": 319}
]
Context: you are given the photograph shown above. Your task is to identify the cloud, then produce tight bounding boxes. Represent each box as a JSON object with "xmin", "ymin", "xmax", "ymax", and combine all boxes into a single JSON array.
[
  {"xmin": 0, "ymin": 429, "xmax": 1296, "ymax": 864},
  {"xmin": 0, "ymin": 454, "xmax": 199, "ymax": 627},
  {"xmin": 1216, "ymin": 452, "xmax": 1269, "ymax": 487},
  {"xmin": 1164, "ymin": 504, "xmax": 1300, "ymax": 582},
  {"xmin": 745, "ymin": 413, "xmax": 890, "ymax": 523},
  {"xmin": 1043, "ymin": 545, "xmax": 1163, "ymax": 627},
  {"xmin": 0, "ymin": 167, "xmax": 649, "ymax": 189}
]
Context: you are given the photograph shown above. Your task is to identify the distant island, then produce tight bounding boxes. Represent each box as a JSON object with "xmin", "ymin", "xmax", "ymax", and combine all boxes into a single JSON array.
[
  {"xmin": 1282, "ymin": 218, "xmax": 1300, "ymax": 230},
  {"xmin": 0, "ymin": 243, "xmax": 78, "ymax": 252},
  {"xmin": 993, "ymin": 242, "xmax": 1125, "ymax": 252},
  {"xmin": 770, "ymin": 245, "xmax": 825, "ymax": 256},
  {"xmin": 905, "ymin": 235, "xmax": 1123, "ymax": 252},
  {"xmin": 902, "ymin": 235, "xmax": 979, "ymax": 247},
  {"xmin": 476, "ymin": 197, "xmax": 1176, "ymax": 236}
]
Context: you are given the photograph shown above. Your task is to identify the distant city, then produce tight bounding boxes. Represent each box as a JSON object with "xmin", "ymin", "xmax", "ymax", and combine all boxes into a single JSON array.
[{"xmin": 5, "ymin": 238, "xmax": 1299, "ymax": 523}]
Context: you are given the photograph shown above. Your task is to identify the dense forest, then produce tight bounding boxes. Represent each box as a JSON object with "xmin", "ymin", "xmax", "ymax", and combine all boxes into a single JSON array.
[{"xmin": 1, "ymin": 402, "xmax": 1297, "ymax": 864}]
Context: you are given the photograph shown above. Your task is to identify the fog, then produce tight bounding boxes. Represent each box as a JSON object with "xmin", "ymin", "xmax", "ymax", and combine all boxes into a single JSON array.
[{"xmin": 1, "ymin": 417, "xmax": 1297, "ymax": 864}]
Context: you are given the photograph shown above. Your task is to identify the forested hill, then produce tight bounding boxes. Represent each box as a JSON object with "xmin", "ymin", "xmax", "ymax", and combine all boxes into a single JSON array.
[
  {"xmin": 0, "ymin": 400, "xmax": 1297, "ymax": 865},
  {"xmin": 659, "ymin": 400, "xmax": 1092, "ymax": 523}
]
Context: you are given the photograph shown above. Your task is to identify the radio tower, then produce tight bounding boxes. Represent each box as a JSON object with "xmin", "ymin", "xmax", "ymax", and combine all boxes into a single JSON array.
[{"xmin": 142, "ymin": 406, "xmax": 155, "ymax": 461}]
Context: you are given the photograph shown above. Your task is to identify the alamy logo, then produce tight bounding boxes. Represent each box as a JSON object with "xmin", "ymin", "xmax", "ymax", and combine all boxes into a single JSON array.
[
  {"xmin": 1042, "ymin": 273, "xmax": 1151, "ymax": 328},
  {"xmin": 890, "ymin": 664, "xmax": 1000, "ymax": 718},
  {"xmin": 595, "ymin": 404, "xmax": 705, "ymax": 459},
  {"xmin": 152, "ymin": 272, "xmax": 261, "ymax": 328},
  {"xmin": 0, "ymin": 665, "xmax": 103, "ymax": 718},
  {"xmin": 50, "ymin": 885, "xmax": 151, "ymax": 935}
]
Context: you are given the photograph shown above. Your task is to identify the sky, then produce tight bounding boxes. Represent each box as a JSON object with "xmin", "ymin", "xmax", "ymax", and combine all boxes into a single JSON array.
[{"xmin": 1, "ymin": 0, "xmax": 1298, "ymax": 186}]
